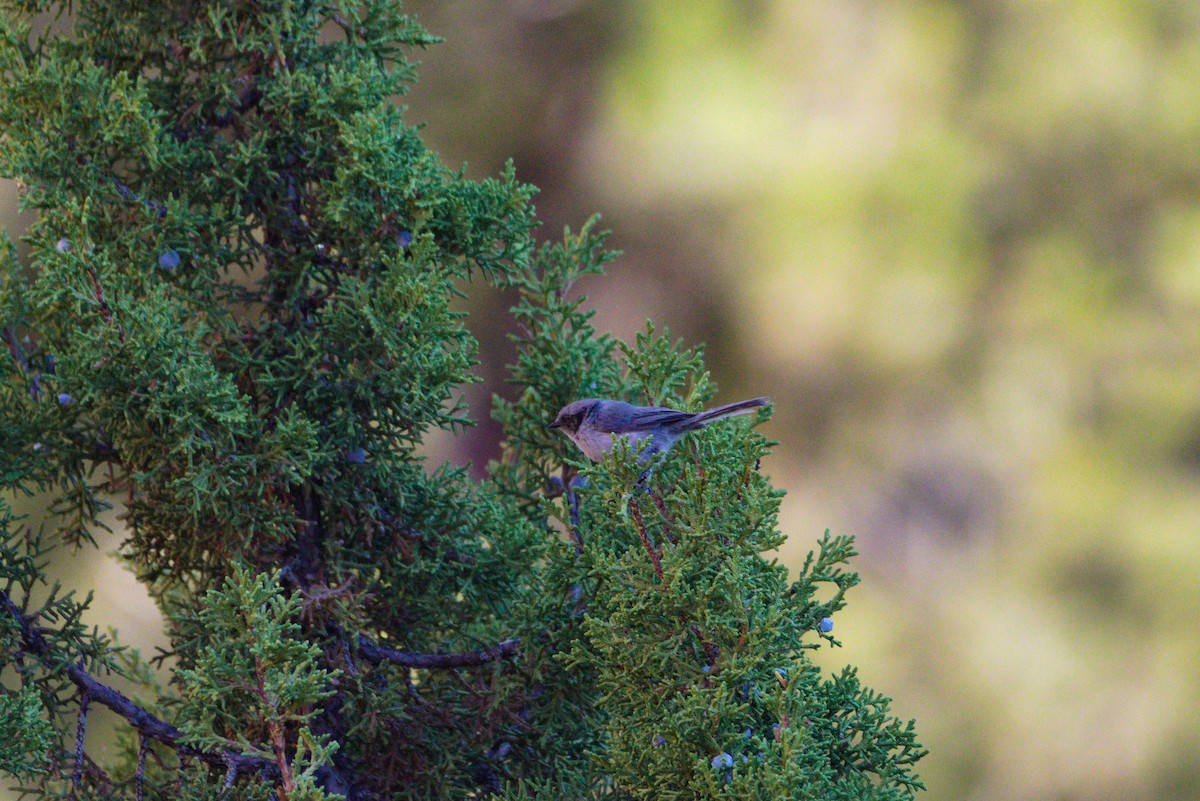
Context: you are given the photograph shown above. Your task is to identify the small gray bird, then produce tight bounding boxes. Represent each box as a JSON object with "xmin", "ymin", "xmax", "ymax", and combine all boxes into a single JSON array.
[{"xmin": 549, "ymin": 397, "xmax": 768, "ymax": 462}]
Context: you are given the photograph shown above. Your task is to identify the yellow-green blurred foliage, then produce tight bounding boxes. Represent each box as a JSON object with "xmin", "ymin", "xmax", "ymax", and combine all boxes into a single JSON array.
[{"xmin": 5, "ymin": 2, "xmax": 1200, "ymax": 800}]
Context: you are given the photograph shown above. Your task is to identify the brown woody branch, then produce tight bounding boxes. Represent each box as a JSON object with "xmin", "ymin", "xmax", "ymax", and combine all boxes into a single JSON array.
[{"xmin": 628, "ymin": 495, "xmax": 664, "ymax": 581}]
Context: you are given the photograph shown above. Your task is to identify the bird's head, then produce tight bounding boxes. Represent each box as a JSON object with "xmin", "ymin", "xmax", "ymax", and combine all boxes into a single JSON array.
[{"xmin": 549, "ymin": 399, "xmax": 597, "ymax": 436}]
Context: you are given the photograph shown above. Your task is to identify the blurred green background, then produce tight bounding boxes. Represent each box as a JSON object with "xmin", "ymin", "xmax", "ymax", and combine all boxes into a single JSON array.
[{"xmin": 5, "ymin": 2, "xmax": 1200, "ymax": 799}]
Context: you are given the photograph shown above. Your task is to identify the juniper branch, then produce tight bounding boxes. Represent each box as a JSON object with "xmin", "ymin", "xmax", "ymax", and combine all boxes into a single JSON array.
[
  {"xmin": 627, "ymin": 496, "xmax": 663, "ymax": 581},
  {"xmin": 0, "ymin": 589, "xmax": 279, "ymax": 779},
  {"xmin": 2, "ymin": 325, "xmax": 30, "ymax": 373}
]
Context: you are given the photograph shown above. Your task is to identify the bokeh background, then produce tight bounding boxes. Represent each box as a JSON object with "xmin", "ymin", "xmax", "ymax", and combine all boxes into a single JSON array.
[{"xmin": 5, "ymin": 2, "xmax": 1200, "ymax": 800}]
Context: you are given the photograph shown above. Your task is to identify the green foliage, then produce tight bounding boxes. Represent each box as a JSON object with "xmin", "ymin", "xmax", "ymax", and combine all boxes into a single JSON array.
[
  {"xmin": 175, "ymin": 566, "xmax": 341, "ymax": 800},
  {"xmin": 0, "ymin": 1, "xmax": 923, "ymax": 800},
  {"xmin": 0, "ymin": 504, "xmax": 128, "ymax": 800},
  {"xmin": 0, "ymin": 683, "xmax": 54, "ymax": 781}
]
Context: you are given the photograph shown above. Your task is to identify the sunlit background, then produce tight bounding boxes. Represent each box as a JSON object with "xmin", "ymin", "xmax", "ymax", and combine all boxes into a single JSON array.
[{"xmin": 5, "ymin": 2, "xmax": 1200, "ymax": 800}]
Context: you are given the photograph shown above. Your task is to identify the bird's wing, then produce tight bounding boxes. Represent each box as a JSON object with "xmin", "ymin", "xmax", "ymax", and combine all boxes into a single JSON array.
[{"xmin": 592, "ymin": 403, "xmax": 693, "ymax": 433}]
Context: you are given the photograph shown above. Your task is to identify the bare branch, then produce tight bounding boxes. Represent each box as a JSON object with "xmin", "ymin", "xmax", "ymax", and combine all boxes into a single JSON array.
[
  {"xmin": 355, "ymin": 635, "xmax": 520, "ymax": 669},
  {"xmin": 72, "ymin": 690, "xmax": 89, "ymax": 796},
  {"xmin": 136, "ymin": 735, "xmax": 149, "ymax": 801}
]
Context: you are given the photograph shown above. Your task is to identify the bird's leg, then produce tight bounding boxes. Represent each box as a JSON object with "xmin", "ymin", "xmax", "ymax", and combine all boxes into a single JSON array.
[{"xmin": 548, "ymin": 467, "xmax": 588, "ymax": 552}]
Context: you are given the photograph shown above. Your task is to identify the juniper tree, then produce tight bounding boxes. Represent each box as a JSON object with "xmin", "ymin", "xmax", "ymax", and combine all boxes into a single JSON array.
[{"xmin": 0, "ymin": 2, "xmax": 925, "ymax": 799}]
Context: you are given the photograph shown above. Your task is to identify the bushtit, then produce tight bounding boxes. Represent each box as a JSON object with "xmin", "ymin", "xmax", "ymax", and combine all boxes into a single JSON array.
[{"xmin": 549, "ymin": 397, "xmax": 768, "ymax": 462}]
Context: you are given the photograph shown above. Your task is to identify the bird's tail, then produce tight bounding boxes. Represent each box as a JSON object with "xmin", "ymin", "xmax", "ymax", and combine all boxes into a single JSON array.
[{"xmin": 684, "ymin": 397, "xmax": 769, "ymax": 430}]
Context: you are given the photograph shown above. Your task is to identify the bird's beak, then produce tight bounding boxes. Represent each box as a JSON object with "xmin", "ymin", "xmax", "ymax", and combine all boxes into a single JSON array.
[{"xmin": 547, "ymin": 420, "xmax": 561, "ymax": 429}]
